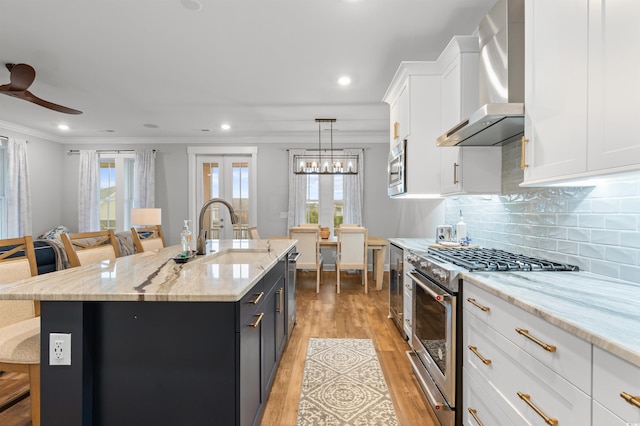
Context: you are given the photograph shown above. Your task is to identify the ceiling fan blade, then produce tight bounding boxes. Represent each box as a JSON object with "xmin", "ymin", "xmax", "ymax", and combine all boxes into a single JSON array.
[
  {"xmin": 21, "ymin": 90, "xmax": 83, "ymax": 115},
  {"xmin": 5, "ymin": 63, "xmax": 36, "ymax": 91}
]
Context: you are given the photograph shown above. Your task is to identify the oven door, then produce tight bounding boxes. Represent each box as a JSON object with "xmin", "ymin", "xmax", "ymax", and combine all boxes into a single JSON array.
[{"xmin": 408, "ymin": 270, "xmax": 456, "ymax": 406}]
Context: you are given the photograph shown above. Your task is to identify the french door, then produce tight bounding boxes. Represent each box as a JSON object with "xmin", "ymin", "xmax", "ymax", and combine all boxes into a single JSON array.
[{"xmin": 196, "ymin": 155, "xmax": 251, "ymax": 240}]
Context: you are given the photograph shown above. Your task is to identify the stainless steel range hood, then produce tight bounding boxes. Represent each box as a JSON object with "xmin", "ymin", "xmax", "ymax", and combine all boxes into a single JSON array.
[{"xmin": 437, "ymin": 0, "xmax": 525, "ymax": 147}]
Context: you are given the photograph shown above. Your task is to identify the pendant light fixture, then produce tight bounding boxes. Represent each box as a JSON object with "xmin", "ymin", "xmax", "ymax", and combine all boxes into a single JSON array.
[{"xmin": 293, "ymin": 118, "xmax": 359, "ymax": 175}]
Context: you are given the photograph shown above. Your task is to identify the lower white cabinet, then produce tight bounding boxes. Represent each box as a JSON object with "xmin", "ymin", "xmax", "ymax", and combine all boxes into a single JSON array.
[
  {"xmin": 463, "ymin": 309, "xmax": 591, "ymax": 425},
  {"xmin": 593, "ymin": 346, "xmax": 640, "ymax": 425},
  {"xmin": 463, "ymin": 279, "xmax": 640, "ymax": 426}
]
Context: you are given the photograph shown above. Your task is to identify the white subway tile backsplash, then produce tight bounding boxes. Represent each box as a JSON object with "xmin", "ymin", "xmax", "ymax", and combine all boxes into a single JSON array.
[
  {"xmin": 579, "ymin": 214, "xmax": 606, "ymax": 229},
  {"xmin": 605, "ymin": 247, "xmax": 637, "ymax": 265},
  {"xmin": 620, "ymin": 265, "xmax": 640, "ymax": 284},
  {"xmin": 445, "ymin": 176, "xmax": 640, "ymax": 283},
  {"xmin": 590, "ymin": 230, "xmax": 620, "ymax": 246},
  {"xmin": 604, "ymin": 215, "xmax": 637, "ymax": 231}
]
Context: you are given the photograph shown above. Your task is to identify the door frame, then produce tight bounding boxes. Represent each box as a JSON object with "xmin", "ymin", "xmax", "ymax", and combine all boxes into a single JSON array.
[{"xmin": 187, "ymin": 146, "xmax": 258, "ymax": 239}]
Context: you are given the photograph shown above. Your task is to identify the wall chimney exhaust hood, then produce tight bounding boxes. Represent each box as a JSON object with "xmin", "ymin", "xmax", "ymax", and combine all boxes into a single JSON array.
[{"xmin": 437, "ymin": 0, "xmax": 524, "ymax": 147}]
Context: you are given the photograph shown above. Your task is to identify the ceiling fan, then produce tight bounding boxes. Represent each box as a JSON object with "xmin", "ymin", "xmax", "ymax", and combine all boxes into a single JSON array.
[{"xmin": 0, "ymin": 63, "xmax": 82, "ymax": 114}]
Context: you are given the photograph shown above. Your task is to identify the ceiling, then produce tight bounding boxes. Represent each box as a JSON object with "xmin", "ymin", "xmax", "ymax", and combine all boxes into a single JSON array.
[{"xmin": 0, "ymin": 0, "xmax": 496, "ymax": 143}]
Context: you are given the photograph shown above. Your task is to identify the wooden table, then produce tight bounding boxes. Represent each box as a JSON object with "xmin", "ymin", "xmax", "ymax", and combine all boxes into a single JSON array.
[{"xmin": 317, "ymin": 236, "xmax": 388, "ymax": 291}]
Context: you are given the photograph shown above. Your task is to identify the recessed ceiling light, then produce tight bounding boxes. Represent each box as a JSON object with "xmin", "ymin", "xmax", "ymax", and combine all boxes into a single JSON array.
[
  {"xmin": 58, "ymin": 124, "xmax": 69, "ymax": 131},
  {"xmin": 221, "ymin": 123, "xmax": 231, "ymax": 131},
  {"xmin": 180, "ymin": 0, "xmax": 202, "ymax": 11},
  {"xmin": 338, "ymin": 76, "xmax": 351, "ymax": 86}
]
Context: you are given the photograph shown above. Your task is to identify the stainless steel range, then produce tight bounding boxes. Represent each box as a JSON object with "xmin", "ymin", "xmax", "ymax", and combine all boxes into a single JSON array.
[{"xmin": 405, "ymin": 247, "xmax": 578, "ymax": 426}]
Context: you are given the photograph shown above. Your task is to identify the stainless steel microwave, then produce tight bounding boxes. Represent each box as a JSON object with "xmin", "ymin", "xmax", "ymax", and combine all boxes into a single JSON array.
[{"xmin": 388, "ymin": 139, "xmax": 406, "ymax": 196}]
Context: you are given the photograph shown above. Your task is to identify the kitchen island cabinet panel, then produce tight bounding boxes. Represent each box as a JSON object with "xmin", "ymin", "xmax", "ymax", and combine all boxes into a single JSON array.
[{"xmin": 38, "ymin": 252, "xmax": 289, "ymax": 426}]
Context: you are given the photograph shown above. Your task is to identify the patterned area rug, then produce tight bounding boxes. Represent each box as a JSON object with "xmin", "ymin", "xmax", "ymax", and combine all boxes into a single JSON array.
[{"xmin": 296, "ymin": 338, "xmax": 399, "ymax": 425}]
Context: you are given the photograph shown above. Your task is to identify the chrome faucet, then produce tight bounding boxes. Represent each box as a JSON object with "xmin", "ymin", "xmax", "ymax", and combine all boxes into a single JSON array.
[{"xmin": 196, "ymin": 198, "xmax": 239, "ymax": 255}]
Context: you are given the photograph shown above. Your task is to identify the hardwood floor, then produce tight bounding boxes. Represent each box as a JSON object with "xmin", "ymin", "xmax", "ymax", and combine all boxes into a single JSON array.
[
  {"xmin": 261, "ymin": 270, "xmax": 438, "ymax": 426},
  {"xmin": 0, "ymin": 271, "xmax": 437, "ymax": 426},
  {"xmin": 0, "ymin": 372, "xmax": 31, "ymax": 426}
]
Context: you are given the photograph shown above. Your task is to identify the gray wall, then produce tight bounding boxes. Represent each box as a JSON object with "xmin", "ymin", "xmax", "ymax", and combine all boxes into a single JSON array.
[{"xmin": 0, "ymin": 125, "xmax": 65, "ymax": 236}]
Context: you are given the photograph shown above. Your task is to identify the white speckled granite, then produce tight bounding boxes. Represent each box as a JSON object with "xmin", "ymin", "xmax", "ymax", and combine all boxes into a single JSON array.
[
  {"xmin": 388, "ymin": 238, "xmax": 434, "ymax": 253},
  {"xmin": 0, "ymin": 239, "xmax": 296, "ymax": 302},
  {"xmin": 462, "ymin": 271, "xmax": 640, "ymax": 367}
]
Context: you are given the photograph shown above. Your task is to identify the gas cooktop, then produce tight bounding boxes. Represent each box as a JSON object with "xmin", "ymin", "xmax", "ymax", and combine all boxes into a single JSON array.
[{"xmin": 427, "ymin": 247, "xmax": 579, "ymax": 272}]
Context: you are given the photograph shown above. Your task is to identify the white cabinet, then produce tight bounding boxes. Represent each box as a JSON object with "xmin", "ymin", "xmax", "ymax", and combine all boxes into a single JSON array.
[
  {"xmin": 438, "ymin": 36, "xmax": 502, "ymax": 195},
  {"xmin": 463, "ymin": 281, "xmax": 592, "ymax": 425},
  {"xmin": 593, "ymin": 346, "xmax": 640, "ymax": 425},
  {"xmin": 522, "ymin": 0, "xmax": 640, "ymax": 186},
  {"xmin": 587, "ymin": 0, "xmax": 640, "ymax": 173},
  {"xmin": 522, "ymin": 0, "xmax": 588, "ymax": 185},
  {"xmin": 384, "ymin": 62, "xmax": 442, "ymax": 197}
]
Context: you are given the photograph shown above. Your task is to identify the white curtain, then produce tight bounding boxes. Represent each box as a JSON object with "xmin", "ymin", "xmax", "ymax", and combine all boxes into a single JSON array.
[
  {"xmin": 287, "ymin": 149, "xmax": 308, "ymax": 230},
  {"xmin": 7, "ymin": 138, "xmax": 32, "ymax": 237},
  {"xmin": 134, "ymin": 150, "xmax": 155, "ymax": 208},
  {"xmin": 78, "ymin": 150, "xmax": 100, "ymax": 232},
  {"xmin": 343, "ymin": 148, "xmax": 364, "ymax": 225}
]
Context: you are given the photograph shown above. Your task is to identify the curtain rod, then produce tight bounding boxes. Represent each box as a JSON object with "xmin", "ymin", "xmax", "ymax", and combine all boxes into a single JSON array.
[
  {"xmin": 66, "ymin": 149, "xmax": 158, "ymax": 156},
  {"xmin": 284, "ymin": 148, "xmax": 366, "ymax": 151}
]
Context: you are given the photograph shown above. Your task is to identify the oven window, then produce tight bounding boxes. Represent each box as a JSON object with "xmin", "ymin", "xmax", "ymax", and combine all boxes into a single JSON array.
[{"xmin": 414, "ymin": 285, "xmax": 448, "ymax": 375}]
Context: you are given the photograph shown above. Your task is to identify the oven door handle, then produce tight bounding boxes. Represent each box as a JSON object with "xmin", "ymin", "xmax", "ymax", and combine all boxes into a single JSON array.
[{"xmin": 407, "ymin": 271, "xmax": 449, "ymax": 304}]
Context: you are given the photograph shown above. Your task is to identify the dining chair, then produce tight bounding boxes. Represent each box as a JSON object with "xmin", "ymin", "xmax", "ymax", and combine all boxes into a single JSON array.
[
  {"xmin": 289, "ymin": 227, "xmax": 323, "ymax": 292},
  {"xmin": 131, "ymin": 225, "xmax": 166, "ymax": 252},
  {"xmin": 248, "ymin": 227, "xmax": 261, "ymax": 239},
  {"xmin": 336, "ymin": 226, "xmax": 368, "ymax": 294},
  {"xmin": 0, "ymin": 235, "xmax": 41, "ymax": 426},
  {"xmin": 61, "ymin": 230, "xmax": 120, "ymax": 268},
  {"xmin": 299, "ymin": 223, "xmax": 320, "ymax": 228}
]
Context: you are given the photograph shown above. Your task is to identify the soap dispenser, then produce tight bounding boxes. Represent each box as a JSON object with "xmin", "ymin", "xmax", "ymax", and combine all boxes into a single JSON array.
[
  {"xmin": 456, "ymin": 210, "xmax": 467, "ymax": 243},
  {"xmin": 181, "ymin": 220, "xmax": 192, "ymax": 256}
]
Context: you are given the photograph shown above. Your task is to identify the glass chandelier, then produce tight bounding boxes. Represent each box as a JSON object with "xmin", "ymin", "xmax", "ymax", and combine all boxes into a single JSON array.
[{"xmin": 293, "ymin": 118, "xmax": 359, "ymax": 175}]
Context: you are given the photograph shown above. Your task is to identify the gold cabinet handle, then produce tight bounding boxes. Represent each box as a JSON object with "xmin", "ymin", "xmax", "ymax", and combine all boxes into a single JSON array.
[
  {"xmin": 468, "ymin": 408, "xmax": 484, "ymax": 426},
  {"xmin": 453, "ymin": 162, "xmax": 459, "ymax": 184},
  {"xmin": 517, "ymin": 392, "xmax": 558, "ymax": 426},
  {"xmin": 250, "ymin": 312, "xmax": 264, "ymax": 328},
  {"xmin": 521, "ymin": 136, "xmax": 529, "ymax": 170},
  {"xmin": 468, "ymin": 345, "xmax": 492, "ymax": 365},
  {"xmin": 250, "ymin": 291, "xmax": 264, "ymax": 305},
  {"xmin": 515, "ymin": 328, "xmax": 556, "ymax": 352},
  {"xmin": 393, "ymin": 121, "xmax": 399, "ymax": 140},
  {"xmin": 467, "ymin": 298, "xmax": 490, "ymax": 312},
  {"xmin": 620, "ymin": 391, "xmax": 640, "ymax": 409}
]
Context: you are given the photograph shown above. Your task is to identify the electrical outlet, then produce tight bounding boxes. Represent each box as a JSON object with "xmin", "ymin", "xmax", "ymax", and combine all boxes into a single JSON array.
[{"xmin": 49, "ymin": 333, "xmax": 71, "ymax": 366}]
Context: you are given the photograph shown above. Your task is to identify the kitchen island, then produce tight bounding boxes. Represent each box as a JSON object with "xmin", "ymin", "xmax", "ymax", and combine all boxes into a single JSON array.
[{"xmin": 0, "ymin": 239, "xmax": 297, "ymax": 426}]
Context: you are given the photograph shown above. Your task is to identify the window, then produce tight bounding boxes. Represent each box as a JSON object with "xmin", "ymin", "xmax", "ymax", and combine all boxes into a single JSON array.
[
  {"xmin": 0, "ymin": 140, "xmax": 6, "ymax": 238},
  {"xmin": 304, "ymin": 174, "xmax": 344, "ymax": 233},
  {"xmin": 99, "ymin": 154, "xmax": 134, "ymax": 231}
]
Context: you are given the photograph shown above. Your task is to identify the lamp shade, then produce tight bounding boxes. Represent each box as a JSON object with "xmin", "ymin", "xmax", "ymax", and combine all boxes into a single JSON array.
[{"xmin": 131, "ymin": 208, "xmax": 162, "ymax": 225}]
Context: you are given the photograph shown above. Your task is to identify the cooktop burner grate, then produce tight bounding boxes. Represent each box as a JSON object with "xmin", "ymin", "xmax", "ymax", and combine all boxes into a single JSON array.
[{"xmin": 427, "ymin": 247, "xmax": 579, "ymax": 272}]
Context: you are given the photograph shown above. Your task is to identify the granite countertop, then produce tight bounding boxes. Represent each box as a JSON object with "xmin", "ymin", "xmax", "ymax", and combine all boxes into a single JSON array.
[
  {"xmin": 462, "ymin": 271, "xmax": 640, "ymax": 367},
  {"xmin": 388, "ymin": 237, "xmax": 434, "ymax": 252},
  {"xmin": 0, "ymin": 239, "xmax": 296, "ymax": 302}
]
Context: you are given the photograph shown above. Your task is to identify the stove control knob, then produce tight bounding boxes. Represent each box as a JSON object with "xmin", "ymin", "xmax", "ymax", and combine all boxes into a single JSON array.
[{"xmin": 419, "ymin": 261, "xmax": 429, "ymax": 270}]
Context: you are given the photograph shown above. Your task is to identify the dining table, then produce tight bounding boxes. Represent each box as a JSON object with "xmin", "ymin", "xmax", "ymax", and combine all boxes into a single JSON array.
[{"xmin": 316, "ymin": 236, "xmax": 388, "ymax": 291}]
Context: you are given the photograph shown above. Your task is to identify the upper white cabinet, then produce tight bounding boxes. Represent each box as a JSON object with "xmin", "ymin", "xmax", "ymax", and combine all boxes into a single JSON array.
[
  {"xmin": 587, "ymin": 0, "xmax": 640, "ymax": 172},
  {"xmin": 384, "ymin": 62, "xmax": 442, "ymax": 197},
  {"xmin": 438, "ymin": 36, "xmax": 502, "ymax": 195},
  {"xmin": 522, "ymin": 0, "xmax": 640, "ymax": 186},
  {"xmin": 522, "ymin": 0, "xmax": 588, "ymax": 185}
]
